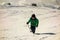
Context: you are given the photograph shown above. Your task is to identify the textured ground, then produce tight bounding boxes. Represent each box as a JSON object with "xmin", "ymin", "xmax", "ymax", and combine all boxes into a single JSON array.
[{"xmin": 0, "ymin": 7, "xmax": 60, "ymax": 40}]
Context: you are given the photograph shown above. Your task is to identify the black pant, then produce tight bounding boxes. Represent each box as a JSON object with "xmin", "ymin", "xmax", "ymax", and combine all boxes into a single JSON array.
[{"xmin": 30, "ymin": 26, "xmax": 36, "ymax": 34}]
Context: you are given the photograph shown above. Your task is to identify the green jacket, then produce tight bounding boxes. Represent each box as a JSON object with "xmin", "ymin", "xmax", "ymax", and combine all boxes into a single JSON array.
[{"xmin": 27, "ymin": 18, "xmax": 39, "ymax": 27}]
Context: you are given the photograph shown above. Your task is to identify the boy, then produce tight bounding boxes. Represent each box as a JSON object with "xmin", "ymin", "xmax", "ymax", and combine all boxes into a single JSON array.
[{"xmin": 27, "ymin": 14, "xmax": 39, "ymax": 34}]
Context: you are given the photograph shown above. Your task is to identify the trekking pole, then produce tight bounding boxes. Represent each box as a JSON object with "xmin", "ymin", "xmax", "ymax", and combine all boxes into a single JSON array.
[
  {"xmin": 27, "ymin": 24, "xmax": 31, "ymax": 31},
  {"xmin": 27, "ymin": 24, "xmax": 30, "ymax": 29}
]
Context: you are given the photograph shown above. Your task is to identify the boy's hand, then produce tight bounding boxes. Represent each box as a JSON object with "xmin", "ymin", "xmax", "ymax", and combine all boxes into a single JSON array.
[
  {"xmin": 36, "ymin": 25, "xmax": 38, "ymax": 27},
  {"xmin": 36, "ymin": 26, "xmax": 38, "ymax": 28},
  {"xmin": 26, "ymin": 22, "xmax": 29, "ymax": 24}
]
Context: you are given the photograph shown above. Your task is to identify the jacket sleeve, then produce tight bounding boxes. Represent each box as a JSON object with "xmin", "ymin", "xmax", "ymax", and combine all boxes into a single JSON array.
[
  {"xmin": 36, "ymin": 19, "xmax": 39, "ymax": 27},
  {"xmin": 27, "ymin": 18, "xmax": 31, "ymax": 24}
]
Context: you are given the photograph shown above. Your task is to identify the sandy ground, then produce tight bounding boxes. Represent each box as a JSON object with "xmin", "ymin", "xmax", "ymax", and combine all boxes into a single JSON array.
[{"xmin": 0, "ymin": 7, "xmax": 60, "ymax": 40}]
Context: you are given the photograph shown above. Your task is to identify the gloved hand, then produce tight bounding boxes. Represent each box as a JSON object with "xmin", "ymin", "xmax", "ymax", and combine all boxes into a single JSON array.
[
  {"xmin": 36, "ymin": 26, "xmax": 38, "ymax": 28},
  {"xmin": 36, "ymin": 25, "xmax": 38, "ymax": 27},
  {"xmin": 26, "ymin": 22, "xmax": 29, "ymax": 24}
]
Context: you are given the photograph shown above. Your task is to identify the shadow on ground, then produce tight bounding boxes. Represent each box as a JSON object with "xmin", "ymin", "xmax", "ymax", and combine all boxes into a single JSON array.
[{"xmin": 35, "ymin": 33, "xmax": 56, "ymax": 35}]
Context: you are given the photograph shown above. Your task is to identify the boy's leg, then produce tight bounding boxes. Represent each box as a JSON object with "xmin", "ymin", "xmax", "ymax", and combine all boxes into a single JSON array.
[
  {"xmin": 33, "ymin": 27, "xmax": 36, "ymax": 34},
  {"xmin": 31, "ymin": 26, "xmax": 36, "ymax": 34}
]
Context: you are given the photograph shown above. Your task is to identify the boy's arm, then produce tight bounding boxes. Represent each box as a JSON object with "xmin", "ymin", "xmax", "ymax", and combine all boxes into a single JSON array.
[
  {"xmin": 27, "ymin": 18, "xmax": 31, "ymax": 24},
  {"xmin": 36, "ymin": 19, "xmax": 39, "ymax": 27}
]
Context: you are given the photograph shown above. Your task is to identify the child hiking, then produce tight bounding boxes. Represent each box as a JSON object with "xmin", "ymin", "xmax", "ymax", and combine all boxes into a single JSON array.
[{"xmin": 26, "ymin": 14, "xmax": 39, "ymax": 34}]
